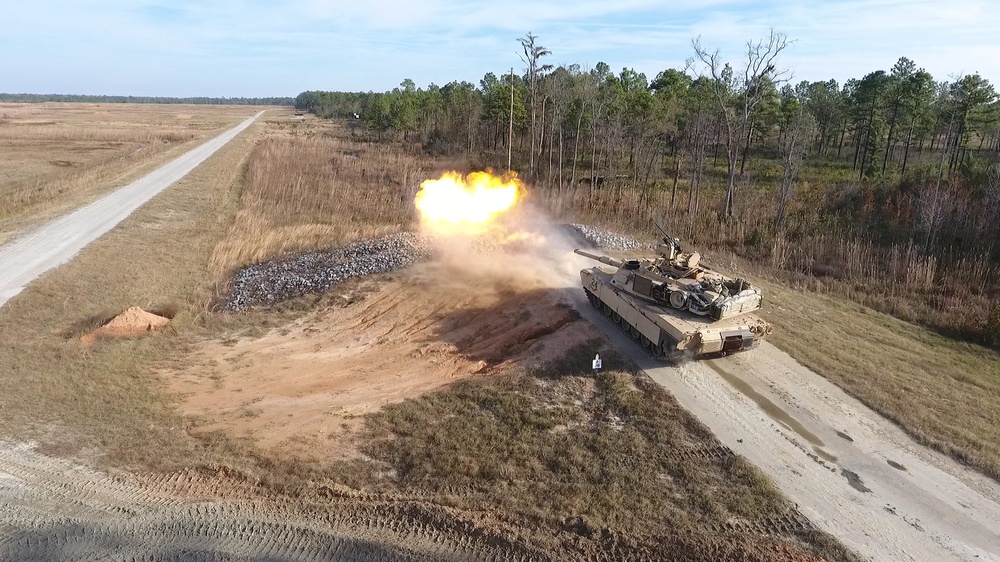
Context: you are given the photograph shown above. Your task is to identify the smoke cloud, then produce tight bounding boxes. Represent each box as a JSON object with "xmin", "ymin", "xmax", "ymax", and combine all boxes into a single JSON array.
[{"xmin": 413, "ymin": 172, "xmax": 591, "ymax": 291}]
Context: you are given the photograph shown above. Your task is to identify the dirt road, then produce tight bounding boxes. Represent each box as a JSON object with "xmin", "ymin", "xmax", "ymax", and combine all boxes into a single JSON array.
[
  {"xmin": 0, "ymin": 111, "xmax": 262, "ymax": 307},
  {"xmin": 572, "ymin": 290, "xmax": 1000, "ymax": 561}
]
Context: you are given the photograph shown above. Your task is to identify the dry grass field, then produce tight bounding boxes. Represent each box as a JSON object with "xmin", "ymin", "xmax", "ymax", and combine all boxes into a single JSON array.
[
  {"xmin": 0, "ymin": 102, "xmax": 257, "ymax": 243},
  {"xmin": 209, "ymin": 135, "xmax": 428, "ymax": 274},
  {"xmin": 350, "ymin": 357, "xmax": 854, "ymax": 560},
  {"xmin": 0, "ymin": 108, "xmax": 265, "ymax": 467}
]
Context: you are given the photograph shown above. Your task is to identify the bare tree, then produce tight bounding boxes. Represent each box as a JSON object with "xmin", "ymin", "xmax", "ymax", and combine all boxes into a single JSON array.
[
  {"xmin": 917, "ymin": 179, "xmax": 954, "ymax": 251},
  {"xmin": 541, "ymin": 67, "xmax": 573, "ymax": 188},
  {"xmin": 690, "ymin": 29, "xmax": 792, "ymax": 218},
  {"xmin": 570, "ymin": 66, "xmax": 596, "ymax": 188},
  {"xmin": 776, "ymin": 109, "xmax": 817, "ymax": 228},
  {"xmin": 519, "ymin": 32, "xmax": 554, "ymax": 177}
]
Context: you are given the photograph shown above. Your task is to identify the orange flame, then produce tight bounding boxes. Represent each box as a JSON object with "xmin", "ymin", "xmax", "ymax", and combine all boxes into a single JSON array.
[{"xmin": 414, "ymin": 170, "xmax": 523, "ymax": 234}]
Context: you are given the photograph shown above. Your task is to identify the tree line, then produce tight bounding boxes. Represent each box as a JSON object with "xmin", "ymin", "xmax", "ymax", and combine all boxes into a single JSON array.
[
  {"xmin": 0, "ymin": 93, "xmax": 293, "ymax": 105},
  {"xmin": 296, "ymin": 32, "xmax": 999, "ymax": 254}
]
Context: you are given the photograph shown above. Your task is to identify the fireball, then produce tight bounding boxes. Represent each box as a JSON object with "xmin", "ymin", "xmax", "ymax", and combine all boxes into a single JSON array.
[{"xmin": 415, "ymin": 170, "xmax": 523, "ymax": 234}]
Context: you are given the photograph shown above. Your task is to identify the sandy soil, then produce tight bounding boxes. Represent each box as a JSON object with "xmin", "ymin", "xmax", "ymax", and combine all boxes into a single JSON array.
[
  {"xmin": 573, "ymin": 291, "xmax": 1000, "ymax": 561},
  {"xmin": 169, "ymin": 262, "xmax": 593, "ymax": 463}
]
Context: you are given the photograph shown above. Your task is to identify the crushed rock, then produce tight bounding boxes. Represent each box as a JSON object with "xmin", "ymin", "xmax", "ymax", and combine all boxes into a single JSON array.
[
  {"xmin": 224, "ymin": 233, "xmax": 433, "ymax": 312},
  {"xmin": 565, "ymin": 224, "xmax": 645, "ymax": 251},
  {"xmin": 223, "ymin": 225, "xmax": 643, "ymax": 312}
]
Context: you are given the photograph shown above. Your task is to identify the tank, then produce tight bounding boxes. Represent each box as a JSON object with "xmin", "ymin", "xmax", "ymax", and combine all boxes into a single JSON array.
[{"xmin": 575, "ymin": 233, "xmax": 771, "ymax": 360}]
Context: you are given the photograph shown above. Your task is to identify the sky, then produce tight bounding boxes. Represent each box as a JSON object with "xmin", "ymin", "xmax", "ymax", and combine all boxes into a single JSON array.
[{"xmin": 2, "ymin": 0, "xmax": 998, "ymax": 98}]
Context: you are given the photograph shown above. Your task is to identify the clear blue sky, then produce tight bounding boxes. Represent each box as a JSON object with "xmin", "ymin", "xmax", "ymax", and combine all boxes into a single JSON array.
[{"xmin": 2, "ymin": 0, "xmax": 996, "ymax": 97}]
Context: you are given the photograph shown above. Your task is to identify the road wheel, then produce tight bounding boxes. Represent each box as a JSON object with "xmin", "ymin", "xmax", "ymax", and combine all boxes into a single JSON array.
[
  {"xmin": 629, "ymin": 326, "xmax": 641, "ymax": 341},
  {"xmin": 602, "ymin": 303, "xmax": 613, "ymax": 317}
]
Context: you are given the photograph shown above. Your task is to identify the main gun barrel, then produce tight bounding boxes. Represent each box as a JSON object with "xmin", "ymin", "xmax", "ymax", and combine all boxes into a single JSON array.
[{"xmin": 574, "ymin": 249, "xmax": 624, "ymax": 268}]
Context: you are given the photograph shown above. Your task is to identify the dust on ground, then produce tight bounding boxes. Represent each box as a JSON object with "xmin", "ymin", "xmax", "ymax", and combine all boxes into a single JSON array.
[{"xmin": 168, "ymin": 261, "xmax": 595, "ymax": 463}]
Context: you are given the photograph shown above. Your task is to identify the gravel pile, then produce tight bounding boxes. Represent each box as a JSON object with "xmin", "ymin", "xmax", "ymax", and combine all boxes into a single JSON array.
[
  {"xmin": 223, "ymin": 224, "xmax": 643, "ymax": 311},
  {"xmin": 224, "ymin": 232, "xmax": 433, "ymax": 312},
  {"xmin": 565, "ymin": 224, "xmax": 644, "ymax": 251}
]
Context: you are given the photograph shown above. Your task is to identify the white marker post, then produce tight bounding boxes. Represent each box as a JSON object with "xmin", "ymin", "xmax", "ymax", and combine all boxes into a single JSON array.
[{"xmin": 592, "ymin": 353, "xmax": 602, "ymax": 374}]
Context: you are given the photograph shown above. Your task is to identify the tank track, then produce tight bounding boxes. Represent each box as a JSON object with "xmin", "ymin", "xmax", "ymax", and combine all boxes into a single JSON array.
[{"xmin": 584, "ymin": 289, "xmax": 682, "ymax": 362}]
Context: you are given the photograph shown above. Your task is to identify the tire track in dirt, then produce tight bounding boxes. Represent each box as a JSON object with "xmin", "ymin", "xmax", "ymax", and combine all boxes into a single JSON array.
[
  {"xmin": 5, "ymin": 514, "xmax": 431, "ymax": 562},
  {"xmin": 0, "ymin": 441, "xmax": 168, "ymax": 518},
  {"xmin": 0, "ymin": 440, "xmax": 558, "ymax": 561}
]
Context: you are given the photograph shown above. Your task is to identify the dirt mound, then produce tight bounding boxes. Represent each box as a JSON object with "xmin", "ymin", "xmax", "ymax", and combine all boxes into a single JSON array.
[{"xmin": 81, "ymin": 307, "xmax": 170, "ymax": 345}]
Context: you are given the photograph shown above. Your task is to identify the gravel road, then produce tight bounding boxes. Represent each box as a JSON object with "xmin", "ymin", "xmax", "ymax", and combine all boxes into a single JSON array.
[
  {"xmin": 569, "ymin": 279, "xmax": 1000, "ymax": 562},
  {"xmin": 0, "ymin": 111, "xmax": 262, "ymax": 308}
]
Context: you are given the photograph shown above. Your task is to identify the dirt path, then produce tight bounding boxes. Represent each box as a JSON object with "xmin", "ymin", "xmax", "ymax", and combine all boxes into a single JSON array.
[
  {"xmin": 572, "ymin": 291, "xmax": 1000, "ymax": 561},
  {"xmin": 0, "ymin": 111, "xmax": 261, "ymax": 307},
  {"xmin": 0, "ymin": 440, "xmax": 543, "ymax": 561}
]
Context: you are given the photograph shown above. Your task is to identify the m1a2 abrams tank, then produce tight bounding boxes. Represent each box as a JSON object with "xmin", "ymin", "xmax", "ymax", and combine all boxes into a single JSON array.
[{"xmin": 575, "ymin": 234, "xmax": 771, "ymax": 360}]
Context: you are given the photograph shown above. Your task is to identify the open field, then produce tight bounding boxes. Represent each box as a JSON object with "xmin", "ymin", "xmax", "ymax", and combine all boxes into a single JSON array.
[
  {"xmin": 0, "ymin": 102, "xmax": 259, "ymax": 243},
  {"xmin": 1, "ymin": 107, "xmax": 998, "ymax": 559}
]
